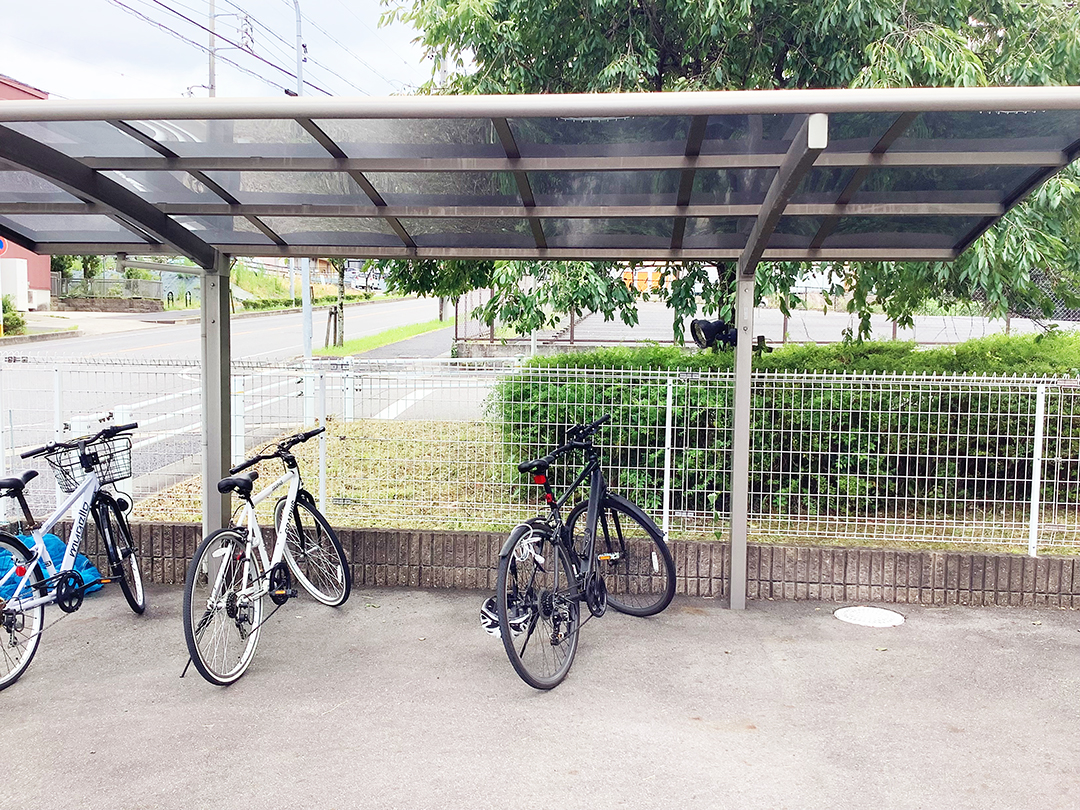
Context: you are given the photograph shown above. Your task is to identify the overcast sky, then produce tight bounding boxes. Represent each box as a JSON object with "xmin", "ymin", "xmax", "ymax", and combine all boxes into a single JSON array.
[{"xmin": 1, "ymin": 0, "xmax": 434, "ymax": 99}]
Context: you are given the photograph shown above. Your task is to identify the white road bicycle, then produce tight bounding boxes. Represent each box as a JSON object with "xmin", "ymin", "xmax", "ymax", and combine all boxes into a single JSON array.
[
  {"xmin": 182, "ymin": 426, "xmax": 352, "ymax": 685},
  {"xmin": 0, "ymin": 423, "xmax": 146, "ymax": 691}
]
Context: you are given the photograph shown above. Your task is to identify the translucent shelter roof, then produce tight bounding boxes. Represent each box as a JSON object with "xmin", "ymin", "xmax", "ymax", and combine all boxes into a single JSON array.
[{"xmin": 1, "ymin": 87, "xmax": 1079, "ymax": 269}]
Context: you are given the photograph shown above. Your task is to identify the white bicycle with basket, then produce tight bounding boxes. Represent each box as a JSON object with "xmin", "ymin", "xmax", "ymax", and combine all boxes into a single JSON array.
[{"xmin": 0, "ymin": 422, "xmax": 145, "ymax": 691}]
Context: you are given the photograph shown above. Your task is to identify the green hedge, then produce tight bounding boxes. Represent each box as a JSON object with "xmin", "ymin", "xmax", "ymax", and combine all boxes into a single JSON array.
[
  {"xmin": 522, "ymin": 332, "xmax": 1080, "ymax": 375},
  {"xmin": 495, "ymin": 334, "xmax": 1080, "ymax": 517}
]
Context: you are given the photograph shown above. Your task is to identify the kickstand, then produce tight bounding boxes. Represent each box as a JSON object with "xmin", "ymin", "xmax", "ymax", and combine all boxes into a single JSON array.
[{"xmin": 180, "ymin": 657, "xmax": 193, "ymax": 678}]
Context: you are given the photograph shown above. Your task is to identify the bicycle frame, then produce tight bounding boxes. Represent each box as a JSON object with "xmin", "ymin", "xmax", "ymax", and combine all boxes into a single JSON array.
[
  {"xmin": 208, "ymin": 466, "xmax": 301, "ymax": 602},
  {"xmin": 535, "ymin": 453, "xmax": 605, "ymax": 585},
  {"xmin": 2, "ymin": 471, "xmax": 101, "ymax": 613}
]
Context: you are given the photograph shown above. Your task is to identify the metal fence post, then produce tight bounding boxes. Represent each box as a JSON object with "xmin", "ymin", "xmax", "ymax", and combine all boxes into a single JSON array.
[
  {"xmin": 303, "ymin": 361, "xmax": 315, "ymax": 425},
  {"xmin": 113, "ymin": 405, "xmax": 135, "ymax": 506},
  {"xmin": 231, "ymin": 379, "xmax": 246, "ymax": 466},
  {"xmin": 343, "ymin": 361, "xmax": 355, "ymax": 422},
  {"xmin": 661, "ymin": 375, "xmax": 674, "ymax": 541},
  {"xmin": 53, "ymin": 368, "xmax": 64, "ymax": 509},
  {"xmin": 1028, "ymin": 383, "xmax": 1047, "ymax": 557},
  {"xmin": 318, "ymin": 368, "xmax": 327, "ymax": 513}
]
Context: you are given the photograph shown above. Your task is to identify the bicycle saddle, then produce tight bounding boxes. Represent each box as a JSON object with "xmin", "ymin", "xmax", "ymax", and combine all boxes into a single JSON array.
[
  {"xmin": 0, "ymin": 469, "xmax": 39, "ymax": 494},
  {"xmin": 217, "ymin": 470, "xmax": 258, "ymax": 497},
  {"xmin": 517, "ymin": 458, "xmax": 550, "ymax": 475}
]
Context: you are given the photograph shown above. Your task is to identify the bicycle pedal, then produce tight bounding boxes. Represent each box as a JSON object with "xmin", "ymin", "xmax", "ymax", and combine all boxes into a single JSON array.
[
  {"xmin": 271, "ymin": 588, "xmax": 298, "ymax": 599},
  {"xmin": 596, "ymin": 553, "xmax": 619, "ymax": 562}
]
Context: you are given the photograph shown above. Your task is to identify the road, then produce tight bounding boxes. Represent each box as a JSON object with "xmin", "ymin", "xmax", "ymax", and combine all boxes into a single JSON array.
[
  {"xmin": 0, "ymin": 298, "xmax": 450, "ymax": 515},
  {"xmin": 15, "ymin": 297, "xmax": 443, "ymax": 362}
]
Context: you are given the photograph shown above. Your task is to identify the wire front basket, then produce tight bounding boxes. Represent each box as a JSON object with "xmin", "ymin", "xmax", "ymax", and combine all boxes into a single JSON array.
[{"xmin": 46, "ymin": 436, "xmax": 133, "ymax": 493}]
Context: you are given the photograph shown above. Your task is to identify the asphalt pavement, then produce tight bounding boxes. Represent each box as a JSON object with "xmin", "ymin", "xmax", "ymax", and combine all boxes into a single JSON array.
[{"xmin": 5, "ymin": 584, "xmax": 1079, "ymax": 810}]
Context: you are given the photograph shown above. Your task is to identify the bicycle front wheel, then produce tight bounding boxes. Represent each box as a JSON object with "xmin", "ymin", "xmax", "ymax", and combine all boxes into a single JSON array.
[
  {"xmin": 496, "ymin": 525, "xmax": 580, "ymax": 690},
  {"xmin": 273, "ymin": 496, "xmax": 351, "ymax": 607},
  {"xmin": 567, "ymin": 496, "xmax": 676, "ymax": 617},
  {"xmin": 183, "ymin": 529, "xmax": 263, "ymax": 686},
  {"xmin": 95, "ymin": 495, "xmax": 146, "ymax": 614},
  {"xmin": 0, "ymin": 534, "xmax": 46, "ymax": 691}
]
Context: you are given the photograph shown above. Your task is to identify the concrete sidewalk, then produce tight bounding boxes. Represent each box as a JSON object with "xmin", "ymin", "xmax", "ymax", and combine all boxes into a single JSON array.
[{"xmin": 5, "ymin": 585, "xmax": 1079, "ymax": 809}]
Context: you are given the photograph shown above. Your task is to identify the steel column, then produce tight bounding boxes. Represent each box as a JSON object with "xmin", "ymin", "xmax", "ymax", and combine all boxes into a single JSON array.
[
  {"xmin": 201, "ymin": 252, "xmax": 231, "ymax": 535},
  {"xmin": 729, "ymin": 278, "xmax": 755, "ymax": 609}
]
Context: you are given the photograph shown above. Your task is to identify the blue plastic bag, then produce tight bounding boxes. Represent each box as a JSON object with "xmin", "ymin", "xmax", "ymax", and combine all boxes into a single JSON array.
[{"xmin": 0, "ymin": 534, "xmax": 103, "ymax": 600}]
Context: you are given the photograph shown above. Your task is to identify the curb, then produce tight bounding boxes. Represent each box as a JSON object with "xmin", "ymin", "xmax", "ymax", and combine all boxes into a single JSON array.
[
  {"xmin": 16, "ymin": 297, "xmax": 414, "ymax": 341},
  {"xmin": 0, "ymin": 328, "xmax": 83, "ymax": 346}
]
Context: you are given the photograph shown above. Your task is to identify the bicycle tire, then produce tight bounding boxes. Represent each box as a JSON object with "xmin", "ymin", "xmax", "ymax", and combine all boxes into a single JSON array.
[
  {"xmin": 0, "ymin": 534, "xmax": 46, "ymax": 691},
  {"xmin": 183, "ymin": 529, "xmax": 263, "ymax": 686},
  {"xmin": 496, "ymin": 524, "xmax": 580, "ymax": 690},
  {"xmin": 94, "ymin": 494, "xmax": 146, "ymax": 614},
  {"xmin": 273, "ymin": 496, "xmax": 351, "ymax": 607},
  {"xmin": 566, "ymin": 495, "xmax": 675, "ymax": 617}
]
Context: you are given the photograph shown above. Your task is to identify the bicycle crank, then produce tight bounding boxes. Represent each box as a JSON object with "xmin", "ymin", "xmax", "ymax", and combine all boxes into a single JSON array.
[
  {"xmin": 55, "ymin": 570, "xmax": 85, "ymax": 613},
  {"xmin": 268, "ymin": 562, "xmax": 296, "ymax": 606},
  {"xmin": 584, "ymin": 574, "xmax": 607, "ymax": 618}
]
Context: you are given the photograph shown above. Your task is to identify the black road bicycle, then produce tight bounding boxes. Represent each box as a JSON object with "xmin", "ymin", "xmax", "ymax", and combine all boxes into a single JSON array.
[{"xmin": 494, "ymin": 415, "xmax": 676, "ymax": 689}]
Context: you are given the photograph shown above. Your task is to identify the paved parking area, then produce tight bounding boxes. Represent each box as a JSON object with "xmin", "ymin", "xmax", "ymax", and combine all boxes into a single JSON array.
[{"xmin": 5, "ymin": 585, "xmax": 1079, "ymax": 809}]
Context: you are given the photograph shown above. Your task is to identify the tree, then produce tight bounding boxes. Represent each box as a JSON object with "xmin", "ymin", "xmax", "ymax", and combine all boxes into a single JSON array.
[
  {"xmin": 80, "ymin": 255, "xmax": 102, "ymax": 280},
  {"xmin": 385, "ymin": 0, "xmax": 1080, "ymax": 338},
  {"xmin": 328, "ymin": 257, "xmax": 346, "ymax": 347},
  {"xmin": 375, "ymin": 257, "xmax": 493, "ymax": 312},
  {"xmin": 50, "ymin": 255, "xmax": 76, "ymax": 279}
]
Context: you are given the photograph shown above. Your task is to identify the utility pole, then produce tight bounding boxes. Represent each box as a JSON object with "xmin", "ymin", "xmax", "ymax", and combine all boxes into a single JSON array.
[
  {"xmin": 293, "ymin": 1, "xmax": 312, "ymax": 361},
  {"xmin": 208, "ymin": 0, "xmax": 216, "ymax": 97},
  {"xmin": 294, "ymin": 1, "xmax": 304, "ymax": 96}
]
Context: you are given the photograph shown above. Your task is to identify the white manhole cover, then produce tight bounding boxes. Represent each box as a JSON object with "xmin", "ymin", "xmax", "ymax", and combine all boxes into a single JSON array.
[{"xmin": 834, "ymin": 606, "xmax": 905, "ymax": 627}]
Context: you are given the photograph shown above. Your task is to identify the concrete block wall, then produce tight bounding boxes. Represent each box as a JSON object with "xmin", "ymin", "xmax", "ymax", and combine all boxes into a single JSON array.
[{"xmin": 68, "ymin": 522, "xmax": 1080, "ymax": 608}]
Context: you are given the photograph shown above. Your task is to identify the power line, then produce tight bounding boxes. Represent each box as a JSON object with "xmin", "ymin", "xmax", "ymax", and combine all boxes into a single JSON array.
[
  {"xmin": 146, "ymin": 0, "xmax": 333, "ymax": 94},
  {"xmin": 217, "ymin": 0, "xmax": 370, "ymax": 94},
  {"xmin": 107, "ymin": 0, "xmax": 293, "ymax": 94},
  {"xmin": 297, "ymin": 8, "xmax": 401, "ymax": 89},
  {"xmin": 140, "ymin": 0, "xmax": 335, "ymax": 95},
  {"xmin": 328, "ymin": 0, "xmax": 413, "ymax": 67},
  {"xmin": 270, "ymin": 0, "xmax": 406, "ymax": 91}
]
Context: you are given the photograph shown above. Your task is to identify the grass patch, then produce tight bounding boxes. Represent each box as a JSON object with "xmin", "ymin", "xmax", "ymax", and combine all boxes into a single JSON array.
[
  {"xmin": 315, "ymin": 319, "xmax": 450, "ymax": 357},
  {"xmin": 132, "ymin": 417, "xmax": 1080, "ymax": 555}
]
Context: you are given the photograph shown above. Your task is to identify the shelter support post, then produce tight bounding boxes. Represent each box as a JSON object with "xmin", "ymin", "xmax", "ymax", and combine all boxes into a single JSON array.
[
  {"xmin": 201, "ymin": 252, "xmax": 231, "ymax": 535},
  {"xmin": 728, "ymin": 113, "xmax": 828, "ymax": 609},
  {"xmin": 729, "ymin": 279, "xmax": 754, "ymax": 609}
]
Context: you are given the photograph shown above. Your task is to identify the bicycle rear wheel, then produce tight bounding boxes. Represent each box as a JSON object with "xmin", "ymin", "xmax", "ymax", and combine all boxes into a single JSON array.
[
  {"xmin": 496, "ymin": 525, "xmax": 580, "ymax": 690},
  {"xmin": 0, "ymin": 534, "xmax": 46, "ymax": 691},
  {"xmin": 567, "ymin": 496, "xmax": 675, "ymax": 617},
  {"xmin": 183, "ymin": 529, "xmax": 263, "ymax": 686},
  {"xmin": 273, "ymin": 496, "xmax": 351, "ymax": 606},
  {"xmin": 95, "ymin": 495, "xmax": 145, "ymax": 614}
]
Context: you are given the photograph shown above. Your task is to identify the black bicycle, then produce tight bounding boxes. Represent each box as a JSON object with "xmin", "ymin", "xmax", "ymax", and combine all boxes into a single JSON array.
[{"xmin": 494, "ymin": 415, "xmax": 676, "ymax": 689}]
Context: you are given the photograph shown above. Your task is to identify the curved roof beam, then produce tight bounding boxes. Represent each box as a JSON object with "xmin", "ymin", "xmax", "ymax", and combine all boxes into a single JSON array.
[{"xmin": 0, "ymin": 123, "xmax": 218, "ymax": 269}]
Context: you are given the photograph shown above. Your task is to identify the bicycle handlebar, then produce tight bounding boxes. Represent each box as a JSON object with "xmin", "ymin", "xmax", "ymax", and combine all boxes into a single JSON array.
[
  {"xmin": 20, "ymin": 422, "xmax": 139, "ymax": 459},
  {"xmin": 517, "ymin": 415, "xmax": 610, "ymax": 473},
  {"xmin": 229, "ymin": 426, "xmax": 325, "ymax": 474}
]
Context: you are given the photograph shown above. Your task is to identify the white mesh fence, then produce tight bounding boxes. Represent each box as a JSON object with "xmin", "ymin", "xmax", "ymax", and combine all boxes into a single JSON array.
[{"xmin": 0, "ymin": 356, "xmax": 1076, "ymax": 553}]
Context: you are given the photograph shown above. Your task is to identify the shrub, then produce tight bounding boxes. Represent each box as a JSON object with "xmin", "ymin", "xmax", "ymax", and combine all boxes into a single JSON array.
[
  {"xmin": 2, "ymin": 296, "xmax": 25, "ymax": 336},
  {"xmin": 494, "ymin": 334, "xmax": 1080, "ymax": 517}
]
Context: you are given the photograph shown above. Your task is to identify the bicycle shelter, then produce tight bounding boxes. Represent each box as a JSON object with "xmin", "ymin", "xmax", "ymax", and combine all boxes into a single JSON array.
[{"xmin": 1, "ymin": 87, "xmax": 1079, "ymax": 608}]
